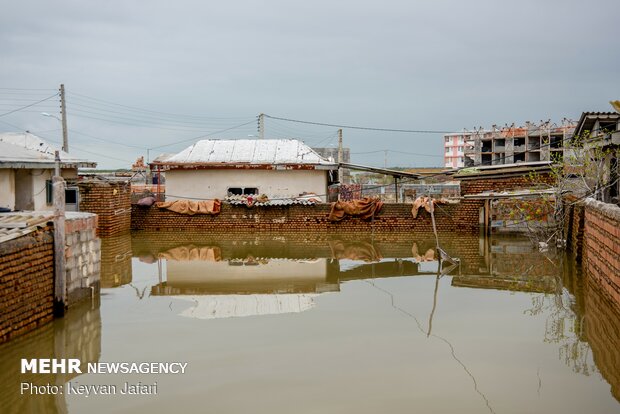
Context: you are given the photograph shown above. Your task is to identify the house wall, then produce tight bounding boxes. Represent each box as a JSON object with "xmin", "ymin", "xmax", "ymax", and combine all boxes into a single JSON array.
[
  {"xmin": 31, "ymin": 169, "xmax": 53, "ymax": 211},
  {"xmin": 14, "ymin": 170, "xmax": 33, "ymax": 210},
  {"xmin": 1, "ymin": 168, "xmax": 78, "ymax": 212},
  {"xmin": 0, "ymin": 170, "xmax": 15, "ymax": 210},
  {"xmin": 165, "ymin": 169, "xmax": 328, "ymax": 201}
]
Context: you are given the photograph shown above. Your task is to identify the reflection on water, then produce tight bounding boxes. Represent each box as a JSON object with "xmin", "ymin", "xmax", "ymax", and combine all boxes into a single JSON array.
[
  {"xmin": 0, "ymin": 300, "xmax": 101, "ymax": 414},
  {"xmin": 4, "ymin": 231, "xmax": 618, "ymax": 413}
]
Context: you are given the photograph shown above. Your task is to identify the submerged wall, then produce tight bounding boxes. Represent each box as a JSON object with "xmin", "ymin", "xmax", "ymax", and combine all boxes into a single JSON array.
[
  {"xmin": 132, "ymin": 202, "xmax": 481, "ymax": 234},
  {"xmin": 0, "ymin": 213, "xmax": 100, "ymax": 344},
  {"xmin": 0, "ymin": 228, "xmax": 54, "ymax": 343},
  {"xmin": 582, "ymin": 198, "xmax": 620, "ymax": 304}
]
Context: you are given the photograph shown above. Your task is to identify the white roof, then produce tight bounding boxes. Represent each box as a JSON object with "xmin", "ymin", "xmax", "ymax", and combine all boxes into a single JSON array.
[
  {"xmin": 0, "ymin": 132, "xmax": 95, "ymax": 168},
  {"xmin": 159, "ymin": 139, "xmax": 336, "ymax": 167},
  {"xmin": 174, "ymin": 294, "xmax": 317, "ymax": 319}
]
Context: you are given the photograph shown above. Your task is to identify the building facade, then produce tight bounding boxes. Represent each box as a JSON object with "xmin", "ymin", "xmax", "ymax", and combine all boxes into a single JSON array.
[
  {"xmin": 443, "ymin": 132, "xmax": 473, "ymax": 168},
  {"xmin": 0, "ymin": 133, "xmax": 95, "ymax": 211},
  {"xmin": 151, "ymin": 139, "xmax": 338, "ymax": 202}
]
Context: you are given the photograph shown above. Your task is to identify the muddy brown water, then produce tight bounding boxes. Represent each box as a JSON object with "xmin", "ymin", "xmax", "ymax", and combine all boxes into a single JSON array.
[{"xmin": 1, "ymin": 231, "xmax": 619, "ymax": 414}]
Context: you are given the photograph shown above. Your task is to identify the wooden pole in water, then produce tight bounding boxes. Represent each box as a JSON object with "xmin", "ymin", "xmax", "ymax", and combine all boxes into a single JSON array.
[{"xmin": 53, "ymin": 151, "xmax": 67, "ymax": 316}]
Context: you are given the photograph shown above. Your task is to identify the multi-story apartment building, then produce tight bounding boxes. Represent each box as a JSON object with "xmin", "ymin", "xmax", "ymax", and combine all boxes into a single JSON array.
[
  {"xmin": 443, "ymin": 120, "xmax": 576, "ymax": 169},
  {"xmin": 443, "ymin": 132, "xmax": 474, "ymax": 168}
]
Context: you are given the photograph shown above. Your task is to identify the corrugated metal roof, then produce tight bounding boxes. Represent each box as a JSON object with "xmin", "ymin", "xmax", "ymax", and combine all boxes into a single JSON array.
[
  {"xmin": 0, "ymin": 213, "xmax": 53, "ymax": 244},
  {"xmin": 155, "ymin": 139, "xmax": 335, "ymax": 166},
  {"xmin": 0, "ymin": 132, "xmax": 96, "ymax": 168},
  {"xmin": 226, "ymin": 196, "xmax": 320, "ymax": 206}
]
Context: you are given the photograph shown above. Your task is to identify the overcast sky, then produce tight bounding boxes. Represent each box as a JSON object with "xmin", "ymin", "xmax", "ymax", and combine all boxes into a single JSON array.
[{"xmin": 1, "ymin": 0, "xmax": 618, "ymax": 169}]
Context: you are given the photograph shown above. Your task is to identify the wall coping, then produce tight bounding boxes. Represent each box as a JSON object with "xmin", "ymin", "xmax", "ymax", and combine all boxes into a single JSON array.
[{"xmin": 584, "ymin": 197, "xmax": 620, "ymax": 221}]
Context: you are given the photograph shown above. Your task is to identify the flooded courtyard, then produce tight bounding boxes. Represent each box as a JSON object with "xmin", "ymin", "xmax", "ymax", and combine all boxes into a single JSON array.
[{"xmin": 1, "ymin": 231, "xmax": 619, "ymax": 414}]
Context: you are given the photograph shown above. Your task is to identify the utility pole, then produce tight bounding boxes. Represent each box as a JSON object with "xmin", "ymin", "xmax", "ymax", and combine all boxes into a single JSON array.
[
  {"xmin": 337, "ymin": 129, "xmax": 343, "ymax": 183},
  {"xmin": 53, "ymin": 151, "xmax": 66, "ymax": 316},
  {"xmin": 258, "ymin": 113, "xmax": 265, "ymax": 139},
  {"xmin": 60, "ymin": 84, "xmax": 69, "ymax": 153},
  {"xmin": 384, "ymin": 150, "xmax": 388, "ymax": 169}
]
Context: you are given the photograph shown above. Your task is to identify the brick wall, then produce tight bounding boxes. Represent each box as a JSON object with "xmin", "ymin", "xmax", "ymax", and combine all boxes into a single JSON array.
[
  {"xmin": 582, "ymin": 198, "xmax": 620, "ymax": 305},
  {"xmin": 0, "ymin": 229, "xmax": 54, "ymax": 344},
  {"xmin": 0, "ymin": 300, "xmax": 101, "ymax": 413},
  {"xmin": 78, "ymin": 180, "xmax": 131, "ymax": 236},
  {"xmin": 100, "ymin": 233, "xmax": 132, "ymax": 288},
  {"xmin": 132, "ymin": 202, "xmax": 483, "ymax": 234},
  {"xmin": 584, "ymin": 273, "xmax": 620, "ymax": 402}
]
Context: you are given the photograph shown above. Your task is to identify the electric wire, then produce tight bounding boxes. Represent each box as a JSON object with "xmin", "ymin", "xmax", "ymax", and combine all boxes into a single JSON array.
[{"xmin": 0, "ymin": 93, "xmax": 59, "ymax": 118}]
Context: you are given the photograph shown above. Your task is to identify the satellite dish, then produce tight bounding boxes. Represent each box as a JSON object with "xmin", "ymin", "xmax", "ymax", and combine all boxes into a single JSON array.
[{"xmin": 610, "ymin": 100, "xmax": 620, "ymax": 113}]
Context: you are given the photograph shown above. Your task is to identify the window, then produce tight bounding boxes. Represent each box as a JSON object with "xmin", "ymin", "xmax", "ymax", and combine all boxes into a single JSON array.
[
  {"xmin": 445, "ymin": 147, "xmax": 451, "ymax": 153},
  {"xmin": 445, "ymin": 137, "xmax": 450, "ymax": 143},
  {"xmin": 46, "ymin": 180, "xmax": 53, "ymax": 205},
  {"xmin": 458, "ymin": 146, "xmax": 464, "ymax": 152},
  {"xmin": 227, "ymin": 187, "xmax": 258, "ymax": 196},
  {"xmin": 65, "ymin": 188, "xmax": 78, "ymax": 204}
]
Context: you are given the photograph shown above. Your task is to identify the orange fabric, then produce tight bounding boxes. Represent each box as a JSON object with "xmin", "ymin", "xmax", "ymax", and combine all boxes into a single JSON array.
[
  {"xmin": 329, "ymin": 240, "xmax": 382, "ymax": 262},
  {"xmin": 157, "ymin": 199, "xmax": 221, "ymax": 215},
  {"xmin": 328, "ymin": 197, "xmax": 383, "ymax": 222},
  {"xmin": 158, "ymin": 245, "xmax": 222, "ymax": 262},
  {"xmin": 411, "ymin": 196, "xmax": 446, "ymax": 218}
]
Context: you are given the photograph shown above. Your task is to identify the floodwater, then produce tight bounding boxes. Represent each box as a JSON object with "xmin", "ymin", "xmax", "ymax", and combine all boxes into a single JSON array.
[{"xmin": 1, "ymin": 231, "xmax": 619, "ymax": 414}]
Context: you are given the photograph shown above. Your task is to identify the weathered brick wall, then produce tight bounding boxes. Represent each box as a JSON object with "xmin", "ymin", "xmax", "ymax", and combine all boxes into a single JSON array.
[
  {"xmin": 582, "ymin": 198, "xmax": 620, "ymax": 305},
  {"xmin": 584, "ymin": 273, "xmax": 620, "ymax": 402},
  {"xmin": 0, "ymin": 300, "xmax": 101, "ymax": 413},
  {"xmin": 458, "ymin": 173, "xmax": 555, "ymax": 195},
  {"xmin": 456, "ymin": 173, "xmax": 557, "ymax": 234},
  {"xmin": 132, "ymin": 202, "xmax": 482, "ymax": 234},
  {"xmin": 0, "ymin": 229, "xmax": 54, "ymax": 344},
  {"xmin": 564, "ymin": 197, "xmax": 585, "ymax": 261},
  {"xmin": 100, "ymin": 233, "xmax": 132, "ymax": 288},
  {"xmin": 78, "ymin": 180, "xmax": 131, "ymax": 236},
  {"xmin": 65, "ymin": 214, "xmax": 101, "ymax": 304}
]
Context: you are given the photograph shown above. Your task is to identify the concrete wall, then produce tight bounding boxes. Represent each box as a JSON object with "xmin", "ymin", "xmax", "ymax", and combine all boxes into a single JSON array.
[
  {"xmin": 0, "ymin": 228, "xmax": 54, "ymax": 343},
  {"xmin": 65, "ymin": 213, "xmax": 101, "ymax": 304},
  {"xmin": 0, "ymin": 168, "xmax": 78, "ymax": 211},
  {"xmin": 0, "ymin": 170, "xmax": 15, "ymax": 210},
  {"xmin": 31, "ymin": 169, "xmax": 53, "ymax": 211},
  {"xmin": 165, "ymin": 169, "xmax": 328, "ymax": 201}
]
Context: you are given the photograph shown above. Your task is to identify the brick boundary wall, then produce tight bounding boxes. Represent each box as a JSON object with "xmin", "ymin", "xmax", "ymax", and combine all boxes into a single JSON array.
[
  {"xmin": 584, "ymin": 274, "xmax": 620, "ymax": 402},
  {"xmin": 78, "ymin": 181, "xmax": 131, "ymax": 236},
  {"xmin": 131, "ymin": 202, "xmax": 482, "ymax": 234},
  {"xmin": 582, "ymin": 198, "xmax": 620, "ymax": 305},
  {"xmin": 0, "ymin": 228, "xmax": 54, "ymax": 344}
]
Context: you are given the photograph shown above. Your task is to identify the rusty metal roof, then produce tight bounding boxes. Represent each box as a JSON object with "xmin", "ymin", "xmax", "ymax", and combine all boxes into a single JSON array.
[{"xmin": 152, "ymin": 139, "xmax": 336, "ymax": 168}]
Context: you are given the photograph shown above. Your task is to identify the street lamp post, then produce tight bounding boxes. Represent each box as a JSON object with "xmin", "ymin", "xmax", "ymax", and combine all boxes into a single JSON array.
[{"xmin": 41, "ymin": 111, "xmax": 69, "ymax": 153}]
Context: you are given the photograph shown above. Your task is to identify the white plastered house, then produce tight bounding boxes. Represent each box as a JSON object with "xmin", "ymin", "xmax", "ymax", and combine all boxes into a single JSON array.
[
  {"xmin": 0, "ymin": 132, "xmax": 96, "ymax": 211},
  {"xmin": 151, "ymin": 139, "xmax": 338, "ymax": 202}
]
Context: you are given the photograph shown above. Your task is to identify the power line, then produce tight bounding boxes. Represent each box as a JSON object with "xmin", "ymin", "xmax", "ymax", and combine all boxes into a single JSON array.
[
  {"xmin": 352, "ymin": 149, "xmax": 443, "ymax": 158},
  {"xmin": 67, "ymin": 92, "xmax": 253, "ymax": 121},
  {"xmin": 0, "ymin": 93, "xmax": 59, "ymax": 118},
  {"xmin": 264, "ymin": 114, "xmax": 453, "ymax": 134},
  {"xmin": 148, "ymin": 119, "xmax": 258, "ymax": 150}
]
